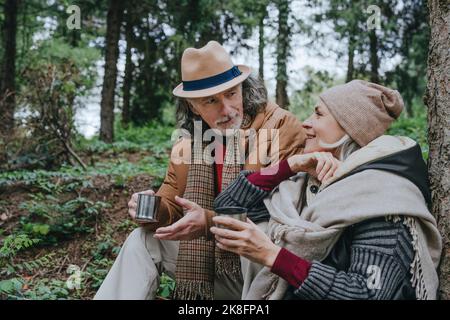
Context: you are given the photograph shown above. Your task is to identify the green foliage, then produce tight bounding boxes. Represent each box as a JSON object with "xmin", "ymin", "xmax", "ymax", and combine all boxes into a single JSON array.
[
  {"xmin": 0, "ymin": 278, "xmax": 24, "ymax": 298},
  {"xmin": 21, "ymin": 223, "xmax": 50, "ymax": 236},
  {"xmin": 156, "ymin": 273, "xmax": 176, "ymax": 299},
  {"xmin": 116, "ymin": 219, "xmax": 138, "ymax": 232},
  {"xmin": 85, "ymin": 258, "xmax": 113, "ymax": 290},
  {"xmin": 91, "ymin": 237, "xmax": 121, "ymax": 261},
  {"xmin": 0, "ymin": 233, "xmax": 40, "ymax": 260},
  {"xmin": 76, "ymin": 120, "xmax": 174, "ymax": 155},
  {"xmin": 387, "ymin": 100, "xmax": 428, "ymax": 159},
  {"xmin": 0, "ymin": 234, "xmax": 51, "ymax": 279},
  {"xmin": 1, "ymin": 35, "xmax": 102, "ymax": 172},
  {"xmin": 290, "ymin": 67, "xmax": 339, "ymax": 121},
  {"xmin": 19, "ymin": 37, "xmax": 100, "ymax": 95},
  {"xmin": 0, "ymin": 276, "xmax": 73, "ymax": 300},
  {"xmin": 0, "ymin": 169, "xmax": 82, "ymax": 188},
  {"xmin": 97, "ymin": 156, "xmax": 168, "ymax": 185},
  {"xmin": 0, "ymin": 125, "xmax": 170, "ymax": 202},
  {"xmin": 18, "ymin": 196, "xmax": 110, "ymax": 244},
  {"xmin": 384, "ymin": 0, "xmax": 428, "ymax": 115},
  {"xmin": 20, "ymin": 278, "xmax": 71, "ymax": 300},
  {"xmin": 2, "ymin": 253, "xmax": 56, "ymax": 276},
  {"xmin": 85, "ymin": 231, "xmax": 119, "ymax": 289},
  {"xmin": 72, "ymin": 121, "xmax": 172, "ymax": 186}
]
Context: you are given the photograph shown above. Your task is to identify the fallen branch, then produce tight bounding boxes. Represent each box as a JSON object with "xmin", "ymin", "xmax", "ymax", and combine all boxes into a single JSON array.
[{"xmin": 60, "ymin": 139, "xmax": 87, "ymax": 171}]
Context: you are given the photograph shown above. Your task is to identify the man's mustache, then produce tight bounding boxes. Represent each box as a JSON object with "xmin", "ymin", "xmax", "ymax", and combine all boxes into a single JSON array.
[{"xmin": 215, "ymin": 113, "xmax": 237, "ymax": 125}]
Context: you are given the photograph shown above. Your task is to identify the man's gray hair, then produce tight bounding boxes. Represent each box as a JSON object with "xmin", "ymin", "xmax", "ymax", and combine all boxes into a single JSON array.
[{"xmin": 175, "ymin": 74, "xmax": 268, "ymax": 134}]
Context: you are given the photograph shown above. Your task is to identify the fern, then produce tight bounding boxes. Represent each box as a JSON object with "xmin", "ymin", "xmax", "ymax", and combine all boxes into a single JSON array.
[
  {"xmin": 9, "ymin": 253, "xmax": 56, "ymax": 274},
  {"xmin": 0, "ymin": 234, "xmax": 41, "ymax": 259}
]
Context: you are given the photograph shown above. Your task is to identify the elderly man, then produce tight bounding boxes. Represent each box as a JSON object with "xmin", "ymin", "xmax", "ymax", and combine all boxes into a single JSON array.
[{"xmin": 94, "ymin": 41, "xmax": 305, "ymax": 300}]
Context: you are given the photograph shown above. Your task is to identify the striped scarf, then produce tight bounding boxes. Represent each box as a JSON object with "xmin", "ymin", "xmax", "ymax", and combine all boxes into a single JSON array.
[{"xmin": 173, "ymin": 129, "xmax": 245, "ymax": 300}]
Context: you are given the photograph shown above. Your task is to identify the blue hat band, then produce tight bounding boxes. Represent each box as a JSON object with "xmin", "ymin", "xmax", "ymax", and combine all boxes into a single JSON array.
[{"xmin": 182, "ymin": 66, "xmax": 242, "ymax": 91}]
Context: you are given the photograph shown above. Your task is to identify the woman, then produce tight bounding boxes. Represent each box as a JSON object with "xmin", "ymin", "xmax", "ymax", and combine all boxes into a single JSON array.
[{"xmin": 209, "ymin": 80, "xmax": 442, "ymax": 300}]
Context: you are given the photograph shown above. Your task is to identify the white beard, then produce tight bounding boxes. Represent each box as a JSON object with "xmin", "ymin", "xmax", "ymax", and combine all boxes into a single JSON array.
[{"xmin": 218, "ymin": 115, "xmax": 243, "ymax": 136}]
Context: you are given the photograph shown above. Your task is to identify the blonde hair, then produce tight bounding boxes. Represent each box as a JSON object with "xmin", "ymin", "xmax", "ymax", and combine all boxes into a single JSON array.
[{"xmin": 318, "ymin": 134, "xmax": 361, "ymax": 160}]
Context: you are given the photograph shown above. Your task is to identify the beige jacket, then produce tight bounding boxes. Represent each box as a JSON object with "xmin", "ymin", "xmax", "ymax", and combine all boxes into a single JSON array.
[{"xmin": 148, "ymin": 102, "xmax": 306, "ymax": 232}]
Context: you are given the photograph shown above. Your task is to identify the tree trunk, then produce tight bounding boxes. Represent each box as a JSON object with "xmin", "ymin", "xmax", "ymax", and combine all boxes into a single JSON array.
[
  {"xmin": 369, "ymin": 29, "xmax": 379, "ymax": 84},
  {"xmin": 403, "ymin": 67, "xmax": 415, "ymax": 118},
  {"xmin": 258, "ymin": 7, "xmax": 267, "ymax": 81},
  {"xmin": 346, "ymin": 35, "xmax": 355, "ymax": 83},
  {"xmin": 70, "ymin": 29, "xmax": 80, "ymax": 47},
  {"xmin": 424, "ymin": 0, "xmax": 450, "ymax": 300},
  {"xmin": 122, "ymin": 8, "xmax": 134, "ymax": 128},
  {"xmin": 100, "ymin": 0, "xmax": 123, "ymax": 143},
  {"xmin": 275, "ymin": 0, "xmax": 290, "ymax": 109},
  {"xmin": 0, "ymin": 0, "xmax": 19, "ymax": 138}
]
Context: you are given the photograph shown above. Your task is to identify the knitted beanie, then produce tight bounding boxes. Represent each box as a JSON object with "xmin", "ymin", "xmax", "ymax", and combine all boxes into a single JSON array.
[{"xmin": 319, "ymin": 80, "xmax": 404, "ymax": 146}]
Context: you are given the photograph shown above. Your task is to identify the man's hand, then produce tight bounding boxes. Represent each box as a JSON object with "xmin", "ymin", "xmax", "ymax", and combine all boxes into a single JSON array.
[
  {"xmin": 128, "ymin": 189, "xmax": 155, "ymax": 224},
  {"xmin": 153, "ymin": 196, "xmax": 206, "ymax": 241}
]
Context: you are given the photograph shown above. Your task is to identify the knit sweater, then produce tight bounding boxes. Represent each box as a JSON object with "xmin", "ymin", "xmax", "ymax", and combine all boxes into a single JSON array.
[
  {"xmin": 294, "ymin": 217, "xmax": 415, "ymax": 299},
  {"xmin": 213, "ymin": 171, "xmax": 416, "ymax": 300}
]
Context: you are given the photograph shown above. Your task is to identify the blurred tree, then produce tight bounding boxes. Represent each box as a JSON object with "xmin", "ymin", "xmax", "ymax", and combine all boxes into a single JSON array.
[
  {"xmin": 368, "ymin": 28, "xmax": 379, "ymax": 83},
  {"xmin": 121, "ymin": 1, "xmax": 136, "ymax": 128},
  {"xmin": 127, "ymin": 0, "xmax": 170, "ymax": 125},
  {"xmin": 312, "ymin": 0, "xmax": 402, "ymax": 85},
  {"xmin": 316, "ymin": 0, "xmax": 365, "ymax": 82},
  {"xmin": 258, "ymin": 2, "xmax": 268, "ymax": 81},
  {"xmin": 290, "ymin": 67, "xmax": 336, "ymax": 119},
  {"xmin": 43, "ymin": 1, "xmax": 107, "ymax": 48},
  {"xmin": 346, "ymin": 34, "xmax": 356, "ymax": 82},
  {"xmin": 223, "ymin": 0, "xmax": 270, "ymax": 80},
  {"xmin": 0, "ymin": 0, "xmax": 3, "ymax": 63},
  {"xmin": 100, "ymin": 0, "xmax": 124, "ymax": 143},
  {"xmin": 3, "ymin": 38, "xmax": 99, "ymax": 171},
  {"xmin": 0, "ymin": 0, "xmax": 19, "ymax": 138},
  {"xmin": 20, "ymin": 62, "xmax": 87, "ymax": 170},
  {"xmin": 386, "ymin": 0, "xmax": 429, "ymax": 117},
  {"xmin": 275, "ymin": 0, "xmax": 290, "ymax": 109},
  {"xmin": 126, "ymin": 0, "xmax": 259, "ymax": 126},
  {"xmin": 425, "ymin": 0, "xmax": 449, "ymax": 300},
  {"xmin": 298, "ymin": 0, "xmax": 429, "ymax": 121},
  {"xmin": 366, "ymin": 1, "xmax": 400, "ymax": 84}
]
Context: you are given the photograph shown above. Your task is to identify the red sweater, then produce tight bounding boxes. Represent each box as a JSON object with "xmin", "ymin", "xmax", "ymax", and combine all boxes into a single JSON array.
[
  {"xmin": 247, "ymin": 159, "xmax": 312, "ymax": 287},
  {"xmin": 247, "ymin": 159, "xmax": 295, "ymax": 191},
  {"xmin": 215, "ymin": 141, "xmax": 225, "ymax": 193}
]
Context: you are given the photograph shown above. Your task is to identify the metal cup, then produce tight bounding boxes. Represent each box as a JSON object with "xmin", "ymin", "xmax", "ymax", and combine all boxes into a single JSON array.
[
  {"xmin": 135, "ymin": 194, "xmax": 161, "ymax": 222},
  {"xmin": 214, "ymin": 206, "xmax": 247, "ymax": 230}
]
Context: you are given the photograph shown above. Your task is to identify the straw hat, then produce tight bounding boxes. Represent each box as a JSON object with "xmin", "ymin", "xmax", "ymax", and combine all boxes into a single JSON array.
[{"xmin": 172, "ymin": 41, "xmax": 251, "ymax": 98}]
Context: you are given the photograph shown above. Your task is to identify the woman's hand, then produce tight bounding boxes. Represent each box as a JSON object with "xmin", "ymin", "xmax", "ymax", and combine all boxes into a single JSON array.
[
  {"xmin": 210, "ymin": 217, "xmax": 281, "ymax": 268},
  {"xmin": 287, "ymin": 152, "xmax": 341, "ymax": 183},
  {"xmin": 154, "ymin": 196, "xmax": 206, "ymax": 241}
]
